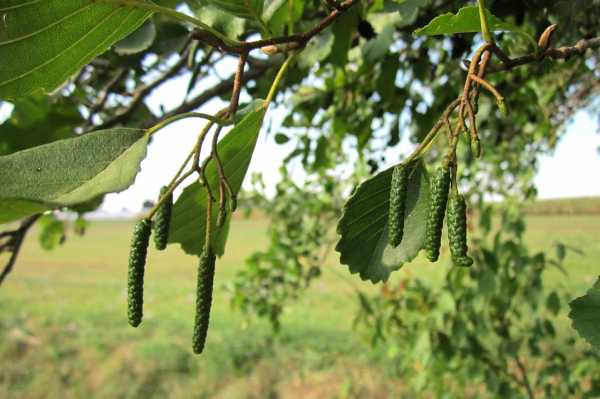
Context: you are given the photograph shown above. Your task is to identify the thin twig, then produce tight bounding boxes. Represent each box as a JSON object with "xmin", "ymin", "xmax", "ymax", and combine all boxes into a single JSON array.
[
  {"xmin": 469, "ymin": 74, "xmax": 504, "ymax": 104},
  {"xmin": 0, "ymin": 215, "xmax": 41, "ymax": 287},
  {"xmin": 486, "ymin": 37, "xmax": 600, "ymax": 73},
  {"xmin": 90, "ymin": 41, "xmax": 196, "ymax": 131},
  {"xmin": 87, "ymin": 68, "xmax": 128, "ymax": 123},
  {"xmin": 515, "ymin": 355, "xmax": 535, "ymax": 399},
  {"xmin": 229, "ymin": 52, "xmax": 248, "ymax": 117}
]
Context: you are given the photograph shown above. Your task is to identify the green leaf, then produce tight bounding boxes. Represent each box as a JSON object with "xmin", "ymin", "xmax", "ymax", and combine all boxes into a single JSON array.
[
  {"xmin": 264, "ymin": 0, "xmax": 303, "ymax": 36},
  {"xmin": 328, "ymin": 6, "xmax": 359, "ymax": 67},
  {"xmin": 38, "ymin": 214, "xmax": 65, "ymax": 251},
  {"xmin": 335, "ymin": 161, "xmax": 430, "ymax": 283},
  {"xmin": 0, "ymin": 129, "xmax": 148, "ymax": 222},
  {"xmin": 376, "ymin": 54, "xmax": 400, "ymax": 103},
  {"xmin": 169, "ymin": 107, "xmax": 266, "ymax": 256},
  {"xmin": 0, "ymin": 96, "xmax": 81, "ymax": 155},
  {"xmin": 0, "ymin": 0, "xmax": 152, "ymax": 100},
  {"xmin": 297, "ymin": 30, "xmax": 335, "ymax": 69},
  {"xmin": 546, "ymin": 291, "xmax": 561, "ymax": 316},
  {"xmin": 413, "ymin": 6, "xmax": 519, "ymax": 36},
  {"xmin": 0, "ymin": 199, "xmax": 52, "ymax": 225},
  {"xmin": 114, "ymin": 19, "xmax": 157, "ymax": 55},
  {"xmin": 362, "ymin": 14, "xmax": 398, "ymax": 62},
  {"xmin": 274, "ymin": 133, "xmax": 290, "ymax": 144},
  {"xmin": 569, "ymin": 277, "xmax": 600, "ymax": 349},
  {"xmin": 206, "ymin": 0, "xmax": 264, "ymax": 21}
]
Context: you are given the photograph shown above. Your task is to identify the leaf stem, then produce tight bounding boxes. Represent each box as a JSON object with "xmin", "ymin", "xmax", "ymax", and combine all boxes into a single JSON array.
[
  {"xmin": 477, "ymin": 0, "xmax": 493, "ymax": 43},
  {"xmin": 265, "ymin": 53, "xmax": 296, "ymax": 106}
]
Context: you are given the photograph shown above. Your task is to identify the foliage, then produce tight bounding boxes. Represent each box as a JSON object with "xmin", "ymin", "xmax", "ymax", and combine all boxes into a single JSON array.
[
  {"xmin": 227, "ymin": 168, "xmax": 344, "ymax": 332},
  {"xmin": 355, "ymin": 201, "xmax": 600, "ymax": 397},
  {"xmin": 0, "ymin": 0, "xmax": 599, "ymax": 382}
]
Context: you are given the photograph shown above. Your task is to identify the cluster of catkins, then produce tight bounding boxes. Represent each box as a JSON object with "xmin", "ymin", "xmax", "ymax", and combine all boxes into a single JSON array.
[
  {"xmin": 127, "ymin": 186, "xmax": 215, "ymax": 355},
  {"xmin": 387, "ymin": 161, "xmax": 473, "ymax": 267}
]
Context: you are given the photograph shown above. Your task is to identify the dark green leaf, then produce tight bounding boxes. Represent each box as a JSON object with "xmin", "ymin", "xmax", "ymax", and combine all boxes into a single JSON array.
[
  {"xmin": 414, "ymin": 6, "xmax": 519, "ymax": 36},
  {"xmin": 335, "ymin": 161, "xmax": 430, "ymax": 283},
  {"xmin": 0, "ymin": 96, "xmax": 81, "ymax": 156},
  {"xmin": 328, "ymin": 6, "xmax": 359, "ymax": 67},
  {"xmin": 546, "ymin": 291, "xmax": 561, "ymax": 316},
  {"xmin": 0, "ymin": 0, "xmax": 152, "ymax": 99},
  {"xmin": 569, "ymin": 277, "xmax": 600, "ymax": 349},
  {"xmin": 274, "ymin": 133, "xmax": 290, "ymax": 144},
  {"xmin": 169, "ymin": 107, "xmax": 266, "ymax": 256},
  {"xmin": 0, "ymin": 199, "xmax": 52, "ymax": 225}
]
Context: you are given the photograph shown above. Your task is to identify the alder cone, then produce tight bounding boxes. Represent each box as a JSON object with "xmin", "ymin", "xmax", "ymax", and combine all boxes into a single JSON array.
[
  {"xmin": 424, "ymin": 166, "xmax": 450, "ymax": 262},
  {"xmin": 153, "ymin": 186, "xmax": 172, "ymax": 251},
  {"xmin": 128, "ymin": 219, "xmax": 152, "ymax": 327},
  {"xmin": 192, "ymin": 249, "xmax": 216, "ymax": 354},
  {"xmin": 447, "ymin": 193, "xmax": 473, "ymax": 267},
  {"xmin": 388, "ymin": 164, "xmax": 408, "ymax": 247}
]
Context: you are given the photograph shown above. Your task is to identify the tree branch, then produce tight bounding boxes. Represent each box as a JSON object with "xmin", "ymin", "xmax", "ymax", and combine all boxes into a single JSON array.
[
  {"xmin": 514, "ymin": 355, "xmax": 535, "ymax": 399},
  {"xmin": 89, "ymin": 44, "xmax": 196, "ymax": 131},
  {"xmin": 143, "ymin": 61, "xmax": 273, "ymax": 128},
  {"xmin": 485, "ymin": 37, "xmax": 600, "ymax": 73},
  {"xmin": 0, "ymin": 215, "xmax": 41, "ymax": 287},
  {"xmin": 191, "ymin": 0, "xmax": 359, "ymax": 54}
]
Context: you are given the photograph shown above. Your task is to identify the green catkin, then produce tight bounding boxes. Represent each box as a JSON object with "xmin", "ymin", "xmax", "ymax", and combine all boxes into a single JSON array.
[
  {"xmin": 153, "ymin": 186, "xmax": 172, "ymax": 251},
  {"xmin": 447, "ymin": 193, "xmax": 474, "ymax": 267},
  {"xmin": 388, "ymin": 164, "xmax": 409, "ymax": 247},
  {"xmin": 424, "ymin": 165, "xmax": 451, "ymax": 262},
  {"xmin": 127, "ymin": 219, "xmax": 152, "ymax": 327},
  {"xmin": 192, "ymin": 249, "xmax": 216, "ymax": 354}
]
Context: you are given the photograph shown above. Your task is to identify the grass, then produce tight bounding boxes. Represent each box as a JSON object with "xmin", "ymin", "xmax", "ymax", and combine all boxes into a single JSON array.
[
  {"xmin": 523, "ymin": 196, "xmax": 600, "ymax": 215},
  {"xmin": 1, "ymin": 211, "xmax": 599, "ymax": 398}
]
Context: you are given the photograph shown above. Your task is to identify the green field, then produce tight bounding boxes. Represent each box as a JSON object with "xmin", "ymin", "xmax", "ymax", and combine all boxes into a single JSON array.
[{"xmin": 1, "ymin": 214, "xmax": 599, "ymax": 398}]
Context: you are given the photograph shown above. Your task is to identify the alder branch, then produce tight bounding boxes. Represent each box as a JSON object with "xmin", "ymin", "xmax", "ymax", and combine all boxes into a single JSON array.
[
  {"xmin": 143, "ymin": 62, "xmax": 273, "ymax": 128},
  {"xmin": 483, "ymin": 37, "xmax": 600, "ymax": 73},
  {"xmin": 0, "ymin": 215, "xmax": 41, "ymax": 287},
  {"xmin": 190, "ymin": 0, "xmax": 359, "ymax": 54},
  {"xmin": 90, "ymin": 43, "xmax": 197, "ymax": 131}
]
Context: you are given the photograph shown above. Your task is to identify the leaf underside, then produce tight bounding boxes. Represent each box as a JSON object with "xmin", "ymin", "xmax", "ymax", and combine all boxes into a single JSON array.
[
  {"xmin": 0, "ymin": 129, "xmax": 148, "ymax": 223},
  {"xmin": 336, "ymin": 161, "xmax": 430, "ymax": 283}
]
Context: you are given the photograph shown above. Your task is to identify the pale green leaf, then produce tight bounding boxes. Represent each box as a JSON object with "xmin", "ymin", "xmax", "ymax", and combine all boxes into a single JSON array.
[
  {"xmin": 0, "ymin": 0, "xmax": 152, "ymax": 99},
  {"xmin": 298, "ymin": 30, "xmax": 334, "ymax": 69},
  {"xmin": 414, "ymin": 6, "xmax": 519, "ymax": 36},
  {"xmin": 206, "ymin": 0, "xmax": 264, "ymax": 21},
  {"xmin": 335, "ymin": 161, "xmax": 430, "ymax": 283},
  {"xmin": 38, "ymin": 214, "xmax": 65, "ymax": 251},
  {"xmin": 569, "ymin": 277, "xmax": 600, "ymax": 349},
  {"xmin": 169, "ymin": 108, "xmax": 266, "ymax": 256},
  {"xmin": 0, "ymin": 129, "xmax": 148, "ymax": 222},
  {"xmin": 114, "ymin": 19, "xmax": 157, "ymax": 55}
]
